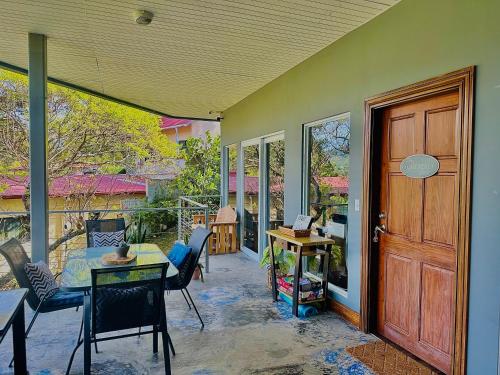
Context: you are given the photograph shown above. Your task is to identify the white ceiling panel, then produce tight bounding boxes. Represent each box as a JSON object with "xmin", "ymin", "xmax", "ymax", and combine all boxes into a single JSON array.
[{"xmin": 0, "ymin": 0, "xmax": 399, "ymax": 119}]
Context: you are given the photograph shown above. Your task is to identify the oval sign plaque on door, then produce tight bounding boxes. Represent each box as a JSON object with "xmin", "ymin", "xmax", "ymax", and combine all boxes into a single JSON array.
[{"xmin": 400, "ymin": 154, "xmax": 439, "ymax": 179}]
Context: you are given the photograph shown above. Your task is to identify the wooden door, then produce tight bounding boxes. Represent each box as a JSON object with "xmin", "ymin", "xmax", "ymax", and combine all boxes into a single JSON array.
[{"xmin": 376, "ymin": 90, "xmax": 460, "ymax": 374}]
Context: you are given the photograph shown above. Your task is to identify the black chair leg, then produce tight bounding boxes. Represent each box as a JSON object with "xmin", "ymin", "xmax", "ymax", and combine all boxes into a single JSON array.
[
  {"xmin": 64, "ymin": 312, "xmax": 84, "ymax": 374},
  {"xmin": 184, "ymin": 288, "xmax": 204, "ymax": 328},
  {"xmin": 168, "ymin": 335, "xmax": 176, "ymax": 356},
  {"xmin": 25, "ymin": 302, "xmax": 42, "ymax": 337},
  {"xmin": 161, "ymin": 329, "xmax": 172, "ymax": 375},
  {"xmin": 94, "ymin": 338, "xmax": 99, "ymax": 354},
  {"xmin": 66, "ymin": 338, "xmax": 83, "ymax": 375},
  {"xmin": 180, "ymin": 289, "xmax": 191, "ymax": 310},
  {"xmin": 153, "ymin": 326, "xmax": 159, "ymax": 354},
  {"xmin": 162, "ymin": 304, "xmax": 175, "ymax": 356},
  {"xmin": 78, "ymin": 315, "xmax": 84, "ymax": 343}
]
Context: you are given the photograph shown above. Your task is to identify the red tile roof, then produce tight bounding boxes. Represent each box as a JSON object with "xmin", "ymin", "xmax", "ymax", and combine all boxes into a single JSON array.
[
  {"xmin": 160, "ymin": 117, "xmax": 192, "ymax": 130},
  {"xmin": 228, "ymin": 171, "xmax": 259, "ymax": 194},
  {"xmin": 0, "ymin": 174, "xmax": 146, "ymax": 199},
  {"xmin": 319, "ymin": 176, "xmax": 349, "ymax": 195},
  {"xmin": 227, "ymin": 172, "xmax": 348, "ymax": 195}
]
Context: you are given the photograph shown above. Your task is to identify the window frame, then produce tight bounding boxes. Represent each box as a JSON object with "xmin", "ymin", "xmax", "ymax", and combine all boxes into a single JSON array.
[{"xmin": 238, "ymin": 131, "xmax": 284, "ymax": 260}]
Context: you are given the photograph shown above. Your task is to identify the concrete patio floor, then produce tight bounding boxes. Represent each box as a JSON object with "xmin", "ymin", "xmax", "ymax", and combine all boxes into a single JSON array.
[{"xmin": 0, "ymin": 253, "xmax": 378, "ymax": 374}]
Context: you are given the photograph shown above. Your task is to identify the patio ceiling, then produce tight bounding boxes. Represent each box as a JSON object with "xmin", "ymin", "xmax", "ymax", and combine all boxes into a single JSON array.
[{"xmin": 0, "ymin": 0, "xmax": 399, "ymax": 120}]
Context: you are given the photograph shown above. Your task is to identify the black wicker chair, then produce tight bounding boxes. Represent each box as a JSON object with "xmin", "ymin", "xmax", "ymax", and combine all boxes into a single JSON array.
[
  {"xmin": 0, "ymin": 238, "xmax": 83, "ymax": 367},
  {"xmin": 165, "ymin": 227, "xmax": 212, "ymax": 328},
  {"xmin": 85, "ymin": 218, "xmax": 126, "ymax": 247},
  {"xmin": 66, "ymin": 263, "xmax": 173, "ymax": 375}
]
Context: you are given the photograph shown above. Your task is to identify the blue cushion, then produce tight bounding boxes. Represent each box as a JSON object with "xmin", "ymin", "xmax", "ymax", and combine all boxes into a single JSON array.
[
  {"xmin": 41, "ymin": 290, "xmax": 84, "ymax": 312},
  {"xmin": 167, "ymin": 243, "xmax": 192, "ymax": 268}
]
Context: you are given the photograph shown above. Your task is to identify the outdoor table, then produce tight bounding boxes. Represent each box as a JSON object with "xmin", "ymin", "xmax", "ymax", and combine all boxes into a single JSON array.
[
  {"xmin": 0, "ymin": 288, "xmax": 29, "ymax": 375},
  {"xmin": 60, "ymin": 244, "xmax": 178, "ymax": 375},
  {"xmin": 266, "ymin": 230, "xmax": 334, "ymax": 317}
]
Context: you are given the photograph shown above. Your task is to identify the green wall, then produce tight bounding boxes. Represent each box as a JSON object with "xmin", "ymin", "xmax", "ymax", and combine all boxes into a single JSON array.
[{"xmin": 220, "ymin": 0, "xmax": 500, "ymax": 372}]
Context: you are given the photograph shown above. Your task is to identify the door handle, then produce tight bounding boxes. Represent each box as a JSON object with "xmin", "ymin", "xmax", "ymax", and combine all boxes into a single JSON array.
[{"xmin": 373, "ymin": 224, "xmax": 386, "ymax": 243}]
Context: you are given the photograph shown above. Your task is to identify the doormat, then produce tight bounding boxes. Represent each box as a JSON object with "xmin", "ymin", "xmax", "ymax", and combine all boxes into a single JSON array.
[{"xmin": 346, "ymin": 341, "xmax": 441, "ymax": 375}]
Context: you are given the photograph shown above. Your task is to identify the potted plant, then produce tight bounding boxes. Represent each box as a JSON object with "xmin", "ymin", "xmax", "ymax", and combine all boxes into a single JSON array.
[
  {"xmin": 259, "ymin": 244, "xmax": 296, "ymax": 289},
  {"xmin": 192, "ymin": 263, "xmax": 204, "ymax": 281},
  {"xmin": 330, "ymin": 244, "xmax": 348, "ymax": 289}
]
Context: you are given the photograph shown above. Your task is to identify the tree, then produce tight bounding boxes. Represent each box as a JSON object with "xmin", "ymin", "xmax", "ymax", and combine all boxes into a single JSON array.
[
  {"xmin": 308, "ymin": 117, "xmax": 350, "ymax": 222},
  {"xmin": 172, "ymin": 132, "xmax": 221, "ymax": 197},
  {"xmin": 0, "ymin": 69, "xmax": 177, "ymax": 250}
]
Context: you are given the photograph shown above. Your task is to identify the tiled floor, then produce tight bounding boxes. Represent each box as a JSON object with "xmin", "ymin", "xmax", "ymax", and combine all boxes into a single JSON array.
[{"xmin": 0, "ymin": 253, "xmax": 378, "ymax": 374}]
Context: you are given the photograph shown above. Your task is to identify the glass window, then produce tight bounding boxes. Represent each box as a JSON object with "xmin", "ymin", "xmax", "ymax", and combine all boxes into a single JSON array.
[
  {"xmin": 242, "ymin": 143, "xmax": 259, "ymax": 253},
  {"xmin": 266, "ymin": 139, "xmax": 285, "ymax": 230},
  {"xmin": 225, "ymin": 144, "xmax": 238, "ymax": 207},
  {"xmin": 304, "ymin": 113, "xmax": 350, "ymax": 291}
]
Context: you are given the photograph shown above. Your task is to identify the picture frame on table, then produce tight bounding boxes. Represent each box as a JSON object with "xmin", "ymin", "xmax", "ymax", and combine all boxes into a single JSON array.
[{"xmin": 292, "ymin": 215, "xmax": 313, "ymax": 230}]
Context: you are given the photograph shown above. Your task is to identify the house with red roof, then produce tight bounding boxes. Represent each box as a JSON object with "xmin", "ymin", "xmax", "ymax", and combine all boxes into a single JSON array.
[
  {"xmin": 226, "ymin": 171, "xmax": 348, "ymax": 196},
  {"xmin": 0, "ymin": 174, "xmax": 147, "ymax": 248},
  {"xmin": 0, "ymin": 174, "xmax": 146, "ymax": 200},
  {"xmin": 160, "ymin": 117, "xmax": 220, "ymax": 148},
  {"xmin": 225, "ymin": 171, "xmax": 348, "ymax": 208}
]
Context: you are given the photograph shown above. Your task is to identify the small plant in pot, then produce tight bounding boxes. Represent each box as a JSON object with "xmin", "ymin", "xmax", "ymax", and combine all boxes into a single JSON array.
[
  {"xmin": 192, "ymin": 263, "xmax": 204, "ymax": 282},
  {"xmin": 259, "ymin": 244, "xmax": 295, "ymax": 289}
]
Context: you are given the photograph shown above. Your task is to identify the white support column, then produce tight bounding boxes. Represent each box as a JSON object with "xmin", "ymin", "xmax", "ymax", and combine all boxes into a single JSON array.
[{"xmin": 28, "ymin": 33, "xmax": 49, "ymax": 262}]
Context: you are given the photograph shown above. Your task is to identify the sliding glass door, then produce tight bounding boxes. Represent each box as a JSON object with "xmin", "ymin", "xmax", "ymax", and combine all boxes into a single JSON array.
[
  {"xmin": 240, "ymin": 133, "xmax": 284, "ymax": 259},
  {"xmin": 242, "ymin": 142, "xmax": 260, "ymax": 253},
  {"xmin": 265, "ymin": 137, "xmax": 285, "ymax": 231}
]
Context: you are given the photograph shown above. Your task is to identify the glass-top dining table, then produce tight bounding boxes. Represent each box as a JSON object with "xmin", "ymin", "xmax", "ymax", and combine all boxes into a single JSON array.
[
  {"xmin": 59, "ymin": 243, "xmax": 178, "ymax": 375},
  {"xmin": 60, "ymin": 243, "xmax": 178, "ymax": 292}
]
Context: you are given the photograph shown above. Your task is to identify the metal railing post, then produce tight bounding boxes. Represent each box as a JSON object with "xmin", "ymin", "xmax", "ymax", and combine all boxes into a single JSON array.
[
  {"xmin": 177, "ymin": 197, "xmax": 182, "ymax": 242},
  {"xmin": 204, "ymin": 206, "xmax": 210, "ymax": 273}
]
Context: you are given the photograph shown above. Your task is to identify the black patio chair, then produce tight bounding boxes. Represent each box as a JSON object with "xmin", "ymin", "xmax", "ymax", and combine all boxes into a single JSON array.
[
  {"xmin": 84, "ymin": 217, "xmax": 128, "ymax": 353},
  {"xmin": 66, "ymin": 263, "xmax": 173, "ymax": 375},
  {"xmin": 0, "ymin": 238, "xmax": 83, "ymax": 367},
  {"xmin": 165, "ymin": 227, "xmax": 212, "ymax": 328},
  {"xmin": 85, "ymin": 218, "xmax": 126, "ymax": 247}
]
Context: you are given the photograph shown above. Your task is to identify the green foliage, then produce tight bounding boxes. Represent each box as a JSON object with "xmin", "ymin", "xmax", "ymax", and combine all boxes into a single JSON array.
[
  {"xmin": 0, "ymin": 69, "xmax": 177, "ymax": 181},
  {"xmin": 259, "ymin": 245, "xmax": 296, "ymax": 275},
  {"xmin": 130, "ymin": 198, "xmax": 178, "ymax": 238},
  {"xmin": 127, "ymin": 215, "xmax": 147, "ymax": 244},
  {"xmin": 306, "ymin": 117, "xmax": 350, "ymax": 223},
  {"xmin": 330, "ymin": 244, "xmax": 344, "ymax": 269},
  {"xmin": 173, "ymin": 132, "xmax": 221, "ymax": 196},
  {"xmin": 0, "ymin": 68, "xmax": 177, "ymax": 248},
  {"xmin": 227, "ymin": 144, "xmax": 238, "ymax": 172}
]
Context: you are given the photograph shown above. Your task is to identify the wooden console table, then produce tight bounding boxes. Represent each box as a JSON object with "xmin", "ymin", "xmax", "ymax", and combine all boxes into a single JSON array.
[{"xmin": 266, "ymin": 230, "xmax": 334, "ymax": 317}]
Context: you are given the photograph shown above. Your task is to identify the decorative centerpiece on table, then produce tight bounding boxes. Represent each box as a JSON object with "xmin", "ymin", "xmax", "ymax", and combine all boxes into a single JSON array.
[
  {"xmin": 278, "ymin": 214, "xmax": 314, "ymax": 238},
  {"xmin": 101, "ymin": 241, "xmax": 137, "ymax": 265}
]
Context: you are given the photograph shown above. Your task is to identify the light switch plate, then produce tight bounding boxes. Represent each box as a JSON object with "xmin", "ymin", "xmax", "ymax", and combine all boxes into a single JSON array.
[{"xmin": 355, "ymin": 199, "xmax": 360, "ymax": 212}]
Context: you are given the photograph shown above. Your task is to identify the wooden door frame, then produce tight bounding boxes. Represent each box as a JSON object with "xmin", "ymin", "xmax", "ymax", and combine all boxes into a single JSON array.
[{"xmin": 360, "ymin": 66, "xmax": 474, "ymax": 374}]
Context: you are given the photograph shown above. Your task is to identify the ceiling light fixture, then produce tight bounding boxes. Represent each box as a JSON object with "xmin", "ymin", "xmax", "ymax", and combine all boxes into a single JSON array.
[{"xmin": 134, "ymin": 10, "xmax": 154, "ymax": 25}]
